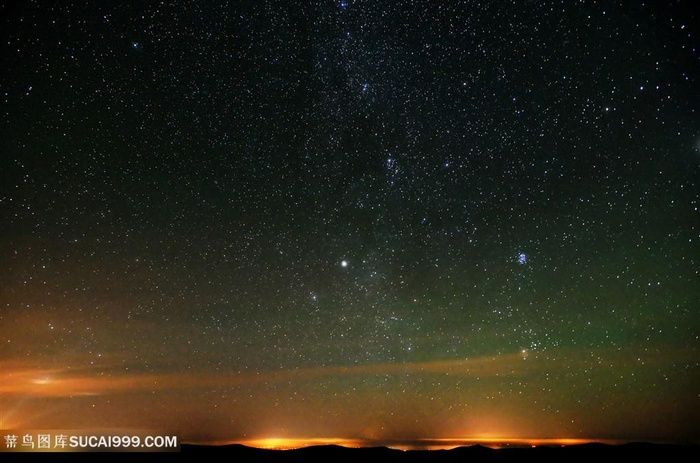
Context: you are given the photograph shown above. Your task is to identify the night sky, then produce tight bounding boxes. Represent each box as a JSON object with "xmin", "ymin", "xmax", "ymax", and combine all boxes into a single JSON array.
[{"xmin": 1, "ymin": 0, "xmax": 699, "ymax": 446}]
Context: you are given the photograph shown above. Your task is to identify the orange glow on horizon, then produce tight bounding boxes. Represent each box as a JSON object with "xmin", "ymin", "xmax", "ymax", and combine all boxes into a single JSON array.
[
  {"xmin": 230, "ymin": 437, "xmax": 365, "ymax": 450},
  {"xmin": 199, "ymin": 436, "xmax": 622, "ymax": 450}
]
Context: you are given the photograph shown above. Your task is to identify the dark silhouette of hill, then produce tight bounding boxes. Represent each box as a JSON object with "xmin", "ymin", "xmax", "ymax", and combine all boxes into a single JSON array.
[{"xmin": 1, "ymin": 442, "xmax": 696, "ymax": 462}]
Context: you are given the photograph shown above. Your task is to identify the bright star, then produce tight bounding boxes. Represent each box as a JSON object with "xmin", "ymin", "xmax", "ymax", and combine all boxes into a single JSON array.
[{"xmin": 340, "ymin": 260, "xmax": 349, "ymax": 268}]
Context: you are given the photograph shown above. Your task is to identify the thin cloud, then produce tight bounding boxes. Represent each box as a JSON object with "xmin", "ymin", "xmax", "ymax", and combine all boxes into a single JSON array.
[{"xmin": 0, "ymin": 352, "xmax": 529, "ymax": 397}]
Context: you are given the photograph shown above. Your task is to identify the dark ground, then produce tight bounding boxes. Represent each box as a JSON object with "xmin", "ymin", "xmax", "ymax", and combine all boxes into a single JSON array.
[{"xmin": 1, "ymin": 443, "xmax": 697, "ymax": 462}]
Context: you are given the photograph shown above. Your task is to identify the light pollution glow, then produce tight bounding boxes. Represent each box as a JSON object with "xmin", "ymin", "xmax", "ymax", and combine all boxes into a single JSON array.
[
  {"xmin": 1, "ymin": 347, "xmax": 697, "ymax": 444},
  {"xmin": 208, "ymin": 436, "xmax": 620, "ymax": 450}
]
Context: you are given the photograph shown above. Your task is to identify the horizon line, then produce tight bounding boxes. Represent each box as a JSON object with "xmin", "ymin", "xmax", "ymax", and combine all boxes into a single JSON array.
[{"xmin": 185, "ymin": 436, "xmax": 639, "ymax": 450}]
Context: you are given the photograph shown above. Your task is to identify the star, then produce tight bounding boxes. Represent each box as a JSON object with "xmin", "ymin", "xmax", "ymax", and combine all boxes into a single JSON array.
[
  {"xmin": 340, "ymin": 260, "xmax": 349, "ymax": 268},
  {"xmin": 517, "ymin": 253, "xmax": 528, "ymax": 265}
]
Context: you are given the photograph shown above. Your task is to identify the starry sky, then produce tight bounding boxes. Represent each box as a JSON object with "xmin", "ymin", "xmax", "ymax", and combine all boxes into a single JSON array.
[{"xmin": 1, "ymin": 0, "xmax": 699, "ymax": 446}]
